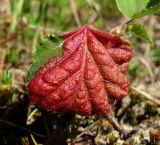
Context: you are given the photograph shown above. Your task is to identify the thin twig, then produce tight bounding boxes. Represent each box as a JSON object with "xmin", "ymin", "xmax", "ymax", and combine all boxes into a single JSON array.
[
  {"xmin": 0, "ymin": 119, "xmax": 47, "ymax": 138},
  {"xmin": 106, "ymin": 114, "xmax": 127, "ymax": 136},
  {"xmin": 70, "ymin": 0, "xmax": 81, "ymax": 27},
  {"xmin": 0, "ymin": 32, "xmax": 22, "ymax": 46},
  {"xmin": 67, "ymin": 120, "xmax": 100, "ymax": 143},
  {"xmin": 131, "ymin": 86, "xmax": 160, "ymax": 105},
  {"xmin": 76, "ymin": 120, "xmax": 99, "ymax": 139},
  {"xmin": 106, "ymin": 113, "xmax": 137, "ymax": 139}
]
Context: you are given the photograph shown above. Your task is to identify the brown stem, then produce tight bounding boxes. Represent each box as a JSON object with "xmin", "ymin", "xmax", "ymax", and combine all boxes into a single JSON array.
[
  {"xmin": 106, "ymin": 114, "xmax": 126, "ymax": 134},
  {"xmin": 106, "ymin": 113, "xmax": 134, "ymax": 139}
]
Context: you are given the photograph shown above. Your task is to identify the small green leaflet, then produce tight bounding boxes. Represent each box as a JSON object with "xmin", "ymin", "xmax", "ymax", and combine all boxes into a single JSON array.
[
  {"xmin": 28, "ymin": 34, "xmax": 63, "ymax": 79},
  {"xmin": 127, "ymin": 23, "xmax": 153, "ymax": 47}
]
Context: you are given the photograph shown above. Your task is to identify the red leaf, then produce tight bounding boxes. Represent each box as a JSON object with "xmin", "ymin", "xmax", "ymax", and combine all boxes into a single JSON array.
[{"xmin": 28, "ymin": 25, "xmax": 133, "ymax": 116}]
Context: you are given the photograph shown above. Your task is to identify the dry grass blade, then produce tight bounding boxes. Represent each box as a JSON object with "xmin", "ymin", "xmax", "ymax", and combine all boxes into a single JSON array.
[
  {"xmin": 70, "ymin": 0, "xmax": 81, "ymax": 27},
  {"xmin": 138, "ymin": 57, "xmax": 155, "ymax": 82},
  {"xmin": 30, "ymin": 134, "xmax": 38, "ymax": 145},
  {"xmin": 131, "ymin": 86, "xmax": 160, "ymax": 105}
]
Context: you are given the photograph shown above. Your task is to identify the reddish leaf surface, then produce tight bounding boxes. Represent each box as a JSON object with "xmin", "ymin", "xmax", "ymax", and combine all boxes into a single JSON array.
[{"xmin": 28, "ymin": 25, "xmax": 133, "ymax": 116}]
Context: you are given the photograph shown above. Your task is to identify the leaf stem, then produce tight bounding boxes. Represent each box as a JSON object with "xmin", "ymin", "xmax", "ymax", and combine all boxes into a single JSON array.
[
  {"xmin": 106, "ymin": 112, "xmax": 135, "ymax": 139},
  {"xmin": 106, "ymin": 114, "xmax": 126, "ymax": 134},
  {"xmin": 110, "ymin": 19, "xmax": 133, "ymax": 34}
]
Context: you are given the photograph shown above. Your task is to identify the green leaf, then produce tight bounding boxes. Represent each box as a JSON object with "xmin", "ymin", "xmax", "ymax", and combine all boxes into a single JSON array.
[
  {"xmin": 28, "ymin": 34, "xmax": 63, "ymax": 79},
  {"xmin": 132, "ymin": 2, "xmax": 160, "ymax": 19},
  {"xmin": 116, "ymin": 0, "xmax": 160, "ymax": 19},
  {"xmin": 116, "ymin": 0, "xmax": 150, "ymax": 18},
  {"xmin": 127, "ymin": 23, "xmax": 153, "ymax": 47}
]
